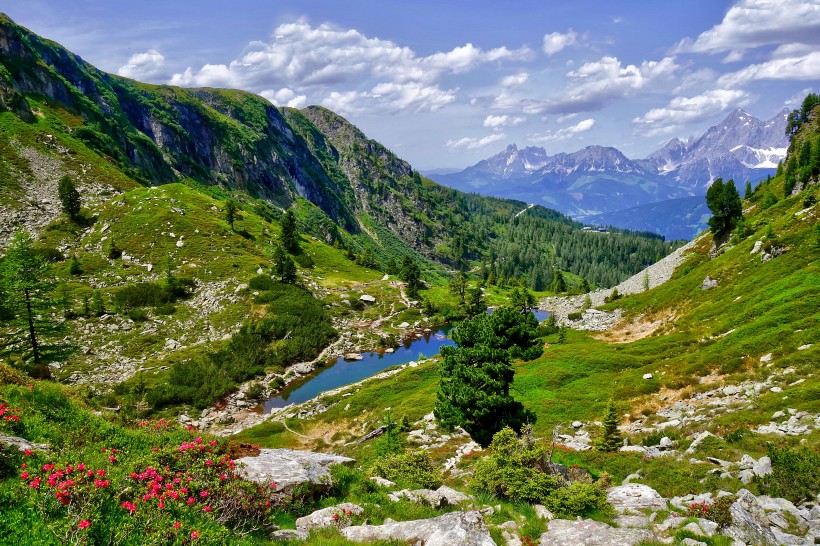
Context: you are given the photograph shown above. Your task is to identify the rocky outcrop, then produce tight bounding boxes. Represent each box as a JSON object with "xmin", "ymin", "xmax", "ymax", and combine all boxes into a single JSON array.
[
  {"xmin": 0, "ymin": 434, "xmax": 49, "ymax": 452},
  {"xmin": 341, "ymin": 510, "xmax": 495, "ymax": 546},
  {"xmin": 539, "ymin": 518, "xmax": 656, "ymax": 545},
  {"xmin": 726, "ymin": 489, "xmax": 779, "ymax": 545},
  {"xmin": 607, "ymin": 484, "xmax": 667, "ymax": 513},
  {"xmin": 236, "ymin": 449, "xmax": 354, "ymax": 494},
  {"xmin": 295, "ymin": 502, "xmax": 363, "ymax": 532},
  {"xmin": 387, "ymin": 485, "xmax": 471, "ymax": 508}
]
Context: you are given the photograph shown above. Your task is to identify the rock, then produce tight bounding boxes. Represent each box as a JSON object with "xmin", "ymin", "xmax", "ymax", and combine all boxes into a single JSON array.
[
  {"xmin": 236, "ymin": 449, "xmax": 355, "ymax": 495},
  {"xmin": 752, "ymin": 456, "xmax": 772, "ymax": 478},
  {"xmin": 369, "ymin": 476, "xmax": 396, "ymax": 487},
  {"xmin": 726, "ymin": 489, "xmax": 778, "ymax": 546},
  {"xmin": 643, "ymin": 373, "xmax": 653, "ymax": 379},
  {"xmin": 539, "ymin": 518, "xmax": 656, "ymax": 545},
  {"xmin": 738, "ymin": 469, "xmax": 755, "ymax": 484},
  {"xmin": 659, "ymin": 436, "xmax": 674, "ymax": 448},
  {"xmin": 751, "ymin": 240, "xmax": 763, "ymax": 254},
  {"xmin": 359, "ymin": 294, "xmax": 376, "ymax": 303},
  {"xmin": 798, "ymin": 343, "xmax": 813, "ymax": 350},
  {"xmin": 341, "ymin": 510, "xmax": 495, "ymax": 546},
  {"xmin": 681, "ymin": 539, "xmax": 707, "ymax": 546},
  {"xmin": 615, "ymin": 515, "xmax": 652, "ymax": 528},
  {"xmin": 701, "ymin": 275, "xmax": 718, "ymax": 290},
  {"xmin": 760, "ymin": 353, "xmax": 773, "ymax": 363},
  {"xmin": 771, "ymin": 410, "xmax": 786, "ymax": 419},
  {"xmin": 534, "ymin": 504, "xmax": 554, "ymax": 520},
  {"xmin": 270, "ymin": 529, "xmax": 308, "ymax": 541},
  {"xmin": 607, "ymin": 484, "xmax": 667, "ymax": 513},
  {"xmin": 621, "ymin": 472, "xmax": 642, "ymax": 485},
  {"xmin": 685, "ymin": 431, "xmax": 716, "ymax": 455},
  {"xmin": 436, "ymin": 485, "xmax": 471, "ymax": 505},
  {"xmin": 295, "ymin": 503, "xmax": 363, "ymax": 531},
  {"xmin": 571, "ymin": 420, "xmax": 584, "ymax": 428},
  {"xmin": 397, "ymin": 322, "xmax": 410, "ymax": 328},
  {"xmin": 722, "ymin": 385, "xmax": 742, "ymax": 396},
  {"xmin": 343, "ymin": 353, "xmax": 363, "ymax": 361},
  {"xmin": 0, "ymin": 434, "xmax": 49, "ymax": 452}
]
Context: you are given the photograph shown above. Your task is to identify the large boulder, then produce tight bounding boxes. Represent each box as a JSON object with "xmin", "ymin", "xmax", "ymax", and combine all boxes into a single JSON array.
[
  {"xmin": 540, "ymin": 518, "xmax": 656, "ymax": 545},
  {"xmin": 236, "ymin": 448, "xmax": 354, "ymax": 495},
  {"xmin": 0, "ymin": 434, "xmax": 49, "ymax": 452},
  {"xmin": 341, "ymin": 510, "xmax": 495, "ymax": 546},
  {"xmin": 607, "ymin": 484, "xmax": 667, "ymax": 513},
  {"xmin": 295, "ymin": 503, "xmax": 363, "ymax": 532},
  {"xmin": 725, "ymin": 489, "xmax": 779, "ymax": 546}
]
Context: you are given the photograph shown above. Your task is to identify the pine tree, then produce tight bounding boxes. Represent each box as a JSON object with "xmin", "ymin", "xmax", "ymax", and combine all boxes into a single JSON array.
[
  {"xmin": 92, "ymin": 290, "xmax": 105, "ymax": 317},
  {"xmin": 272, "ymin": 246, "xmax": 297, "ymax": 283},
  {"xmin": 744, "ymin": 180, "xmax": 753, "ymax": 199},
  {"xmin": 551, "ymin": 270, "xmax": 566, "ymax": 293},
  {"xmin": 706, "ymin": 178, "xmax": 742, "ymax": 235},
  {"xmin": 400, "ymin": 256, "xmax": 422, "ymax": 299},
  {"xmin": 435, "ymin": 307, "xmax": 541, "ymax": 447},
  {"xmin": 598, "ymin": 399, "xmax": 623, "ymax": 452},
  {"xmin": 58, "ymin": 176, "xmax": 81, "ymax": 221},
  {"xmin": 448, "ymin": 273, "xmax": 468, "ymax": 306},
  {"xmin": 281, "ymin": 209, "xmax": 299, "ymax": 253}
]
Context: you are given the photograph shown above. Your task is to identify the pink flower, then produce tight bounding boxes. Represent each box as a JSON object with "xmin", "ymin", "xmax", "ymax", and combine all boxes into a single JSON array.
[
  {"xmin": 173, "ymin": 521, "xmax": 181, "ymax": 530},
  {"xmin": 96, "ymin": 469, "xmax": 106, "ymax": 477},
  {"xmin": 199, "ymin": 490, "xmax": 208, "ymax": 498},
  {"xmin": 121, "ymin": 501, "xmax": 137, "ymax": 514},
  {"xmin": 20, "ymin": 471, "xmax": 29, "ymax": 480},
  {"xmin": 187, "ymin": 497, "xmax": 196, "ymax": 505},
  {"xmin": 108, "ymin": 455, "xmax": 116, "ymax": 463},
  {"xmin": 202, "ymin": 506, "xmax": 212, "ymax": 513},
  {"xmin": 24, "ymin": 449, "xmax": 33, "ymax": 456},
  {"xmin": 78, "ymin": 520, "xmax": 91, "ymax": 530},
  {"xmin": 191, "ymin": 530, "xmax": 200, "ymax": 540}
]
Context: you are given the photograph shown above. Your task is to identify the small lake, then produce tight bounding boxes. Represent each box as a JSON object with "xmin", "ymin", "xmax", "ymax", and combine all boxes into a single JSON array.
[{"xmin": 262, "ymin": 309, "xmax": 551, "ymax": 413}]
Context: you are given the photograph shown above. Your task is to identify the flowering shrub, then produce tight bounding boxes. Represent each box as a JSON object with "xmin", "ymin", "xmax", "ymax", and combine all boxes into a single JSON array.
[
  {"xmin": 4, "ymin": 398, "xmax": 288, "ymax": 545},
  {"xmin": 687, "ymin": 496, "xmax": 734, "ymax": 529}
]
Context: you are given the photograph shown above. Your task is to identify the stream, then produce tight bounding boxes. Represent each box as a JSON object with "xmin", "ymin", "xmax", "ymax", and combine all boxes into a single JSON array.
[{"xmin": 262, "ymin": 309, "xmax": 551, "ymax": 413}]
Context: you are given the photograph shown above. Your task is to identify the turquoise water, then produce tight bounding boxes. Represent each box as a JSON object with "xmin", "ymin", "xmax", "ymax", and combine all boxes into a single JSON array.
[{"xmin": 262, "ymin": 309, "xmax": 551, "ymax": 412}]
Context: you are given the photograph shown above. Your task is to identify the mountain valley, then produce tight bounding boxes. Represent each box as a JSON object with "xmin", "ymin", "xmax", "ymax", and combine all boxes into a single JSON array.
[{"xmin": 0, "ymin": 12, "xmax": 818, "ymax": 546}]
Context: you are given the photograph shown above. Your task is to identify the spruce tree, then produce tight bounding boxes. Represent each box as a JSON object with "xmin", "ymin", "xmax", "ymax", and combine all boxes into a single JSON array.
[
  {"xmin": 400, "ymin": 256, "xmax": 422, "ymax": 299},
  {"xmin": 225, "ymin": 199, "xmax": 239, "ymax": 230},
  {"xmin": 744, "ymin": 180, "xmax": 752, "ymax": 199},
  {"xmin": 281, "ymin": 209, "xmax": 299, "ymax": 253},
  {"xmin": 598, "ymin": 399, "xmax": 623, "ymax": 452},
  {"xmin": 706, "ymin": 178, "xmax": 742, "ymax": 236}
]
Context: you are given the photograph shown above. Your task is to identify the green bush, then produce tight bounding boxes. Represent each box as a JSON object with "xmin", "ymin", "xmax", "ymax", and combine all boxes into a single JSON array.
[
  {"xmin": 248, "ymin": 274, "xmax": 276, "ymax": 291},
  {"xmin": 470, "ymin": 427, "xmax": 561, "ymax": 504},
  {"xmin": 567, "ymin": 312, "xmax": 583, "ymax": 321},
  {"xmin": 113, "ymin": 279, "xmax": 194, "ymax": 310},
  {"xmin": 757, "ymin": 444, "xmax": 820, "ymax": 503},
  {"xmin": 543, "ymin": 482, "xmax": 610, "ymax": 518},
  {"xmin": 154, "ymin": 302, "xmax": 176, "ymax": 315},
  {"xmin": 370, "ymin": 451, "xmax": 441, "ymax": 489},
  {"xmin": 127, "ymin": 308, "xmax": 149, "ymax": 322}
]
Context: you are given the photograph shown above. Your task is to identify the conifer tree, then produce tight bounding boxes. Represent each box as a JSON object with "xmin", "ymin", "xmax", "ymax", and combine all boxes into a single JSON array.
[
  {"xmin": 598, "ymin": 399, "xmax": 623, "ymax": 452},
  {"xmin": 224, "ymin": 199, "xmax": 239, "ymax": 230},
  {"xmin": 272, "ymin": 246, "xmax": 297, "ymax": 283},
  {"xmin": 58, "ymin": 175, "xmax": 81, "ymax": 221},
  {"xmin": 281, "ymin": 209, "xmax": 299, "ymax": 253},
  {"xmin": 400, "ymin": 256, "xmax": 422, "ymax": 299},
  {"xmin": 448, "ymin": 273, "xmax": 468, "ymax": 306},
  {"xmin": 706, "ymin": 178, "xmax": 742, "ymax": 235},
  {"xmin": 551, "ymin": 270, "xmax": 566, "ymax": 293},
  {"xmin": 744, "ymin": 180, "xmax": 753, "ymax": 199},
  {"xmin": 0, "ymin": 232, "xmax": 52, "ymax": 365},
  {"xmin": 435, "ymin": 307, "xmax": 541, "ymax": 447}
]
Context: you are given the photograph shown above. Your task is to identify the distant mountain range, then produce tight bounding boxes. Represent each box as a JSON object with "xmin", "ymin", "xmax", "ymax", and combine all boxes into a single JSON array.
[{"xmin": 429, "ymin": 108, "xmax": 788, "ymax": 238}]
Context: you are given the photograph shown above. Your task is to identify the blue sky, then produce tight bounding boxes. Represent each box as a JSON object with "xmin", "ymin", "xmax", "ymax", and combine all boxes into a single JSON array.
[{"xmin": 4, "ymin": 1, "xmax": 819, "ymax": 168}]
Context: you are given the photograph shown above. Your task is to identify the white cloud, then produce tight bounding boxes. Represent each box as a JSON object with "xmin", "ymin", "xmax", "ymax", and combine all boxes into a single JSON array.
[
  {"xmin": 543, "ymin": 29, "xmax": 579, "ymax": 56},
  {"xmin": 118, "ymin": 49, "xmax": 166, "ymax": 80},
  {"xmin": 675, "ymin": 0, "xmax": 820, "ymax": 56},
  {"xmin": 632, "ymin": 89, "xmax": 752, "ymax": 136},
  {"xmin": 556, "ymin": 113, "xmax": 578, "ymax": 123},
  {"xmin": 260, "ymin": 88, "xmax": 307, "ymax": 108},
  {"xmin": 530, "ymin": 55, "xmax": 680, "ymax": 114},
  {"xmin": 446, "ymin": 133, "xmax": 507, "ymax": 150},
  {"xmin": 717, "ymin": 51, "xmax": 820, "ymax": 86},
  {"xmin": 168, "ymin": 19, "xmax": 530, "ymax": 114},
  {"xmin": 500, "ymin": 72, "xmax": 529, "ymax": 87},
  {"xmin": 483, "ymin": 114, "xmax": 525, "ymax": 128},
  {"xmin": 529, "ymin": 118, "xmax": 595, "ymax": 143}
]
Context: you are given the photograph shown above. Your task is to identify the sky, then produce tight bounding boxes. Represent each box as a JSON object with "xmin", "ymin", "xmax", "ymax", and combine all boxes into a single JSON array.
[{"xmin": 3, "ymin": 0, "xmax": 819, "ymax": 169}]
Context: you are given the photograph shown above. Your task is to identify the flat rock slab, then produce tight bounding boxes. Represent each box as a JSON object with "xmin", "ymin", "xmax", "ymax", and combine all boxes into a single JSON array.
[
  {"xmin": 0, "ymin": 434, "xmax": 49, "ymax": 452},
  {"xmin": 296, "ymin": 502, "xmax": 363, "ymax": 531},
  {"xmin": 342, "ymin": 510, "xmax": 495, "ymax": 546},
  {"xmin": 540, "ymin": 518, "xmax": 656, "ymax": 545},
  {"xmin": 236, "ymin": 448, "xmax": 354, "ymax": 494},
  {"xmin": 607, "ymin": 483, "xmax": 667, "ymax": 513}
]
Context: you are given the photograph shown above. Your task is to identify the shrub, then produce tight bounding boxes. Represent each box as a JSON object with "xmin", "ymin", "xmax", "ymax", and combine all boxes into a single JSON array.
[
  {"xmin": 113, "ymin": 279, "xmax": 193, "ymax": 310},
  {"xmin": 32, "ymin": 247, "xmax": 65, "ymax": 263},
  {"xmin": 67, "ymin": 255, "xmax": 82, "ymax": 275},
  {"xmin": 370, "ymin": 451, "xmax": 441, "ymax": 489},
  {"xmin": 687, "ymin": 496, "xmax": 733, "ymax": 529},
  {"xmin": 248, "ymin": 274, "xmax": 276, "ymax": 291},
  {"xmin": 543, "ymin": 482, "xmax": 610, "ymax": 518},
  {"xmin": 470, "ymin": 427, "xmax": 561, "ymax": 504},
  {"xmin": 567, "ymin": 312, "xmax": 583, "ymax": 321},
  {"xmin": 757, "ymin": 444, "xmax": 820, "ymax": 503},
  {"xmin": 127, "ymin": 308, "xmax": 149, "ymax": 322},
  {"xmin": 154, "ymin": 302, "xmax": 176, "ymax": 315},
  {"xmin": 244, "ymin": 381, "xmax": 264, "ymax": 401}
]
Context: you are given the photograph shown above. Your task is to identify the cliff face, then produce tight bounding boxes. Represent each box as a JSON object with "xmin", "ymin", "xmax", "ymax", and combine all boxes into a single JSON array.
[{"xmin": 0, "ymin": 14, "xmax": 356, "ymax": 230}]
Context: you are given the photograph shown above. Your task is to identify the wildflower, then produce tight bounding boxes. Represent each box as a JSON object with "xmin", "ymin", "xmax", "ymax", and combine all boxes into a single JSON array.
[
  {"xmin": 24, "ymin": 449, "xmax": 33, "ymax": 456},
  {"xmin": 173, "ymin": 521, "xmax": 181, "ymax": 530},
  {"xmin": 187, "ymin": 497, "xmax": 196, "ymax": 505},
  {"xmin": 20, "ymin": 471, "xmax": 29, "ymax": 480},
  {"xmin": 202, "ymin": 506, "xmax": 212, "ymax": 513},
  {"xmin": 191, "ymin": 530, "xmax": 200, "ymax": 540},
  {"xmin": 78, "ymin": 520, "xmax": 91, "ymax": 530},
  {"xmin": 199, "ymin": 490, "xmax": 208, "ymax": 498},
  {"xmin": 121, "ymin": 501, "xmax": 137, "ymax": 514},
  {"xmin": 108, "ymin": 455, "xmax": 116, "ymax": 463}
]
